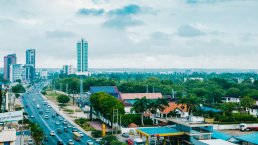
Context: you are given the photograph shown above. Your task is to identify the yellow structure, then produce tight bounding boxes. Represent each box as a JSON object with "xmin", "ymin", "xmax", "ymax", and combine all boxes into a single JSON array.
[
  {"xmin": 135, "ymin": 127, "xmax": 184, "ymax": 145},
  {"xmin": 102, "ymin": 123, "xmax": 106, "ymax": 137}
]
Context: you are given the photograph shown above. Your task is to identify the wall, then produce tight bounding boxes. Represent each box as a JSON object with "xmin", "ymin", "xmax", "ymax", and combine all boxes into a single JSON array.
[{"xmin": 213, "ymin": 123, "xmax": 258, "ymax": 130}]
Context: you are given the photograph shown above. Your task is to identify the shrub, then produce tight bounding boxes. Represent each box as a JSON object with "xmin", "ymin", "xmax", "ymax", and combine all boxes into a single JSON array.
[{"xmin": 91, "ymin": 130, "xmax": 102, "ymax": 138}]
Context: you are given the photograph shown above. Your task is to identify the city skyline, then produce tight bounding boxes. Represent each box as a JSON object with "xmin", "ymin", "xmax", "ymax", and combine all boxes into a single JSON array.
[{"xmin": 1, "ymin": 0, "xmax": 258, "ymax": 69}]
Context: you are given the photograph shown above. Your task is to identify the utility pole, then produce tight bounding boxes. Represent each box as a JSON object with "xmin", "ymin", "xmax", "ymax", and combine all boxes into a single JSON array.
[
  {"xmin": 152, "ymin": 86, "xmax": 155, "ymax": 93},
  {"xmin": 66, "ymin": 84, "xmax": 68, "ymax": 94},
  {"xmin": 146, "ymin": 85, "xmax": 149, "ymax": 93},
  {"xmin": 112, "ymin": 109, "xmax": 118, "ymax": 135}
]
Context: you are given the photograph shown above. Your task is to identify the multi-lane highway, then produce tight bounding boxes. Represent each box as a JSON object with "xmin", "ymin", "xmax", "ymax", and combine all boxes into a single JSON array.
[{"xmin": 22, "ymin": 84, "xmax": 95, "ymax": 145}]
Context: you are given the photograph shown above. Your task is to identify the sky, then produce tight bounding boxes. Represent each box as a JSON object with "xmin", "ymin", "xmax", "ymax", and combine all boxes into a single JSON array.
[{"xmin": 0, "ymin": 0, "xmax": 258, "ymax": 69}]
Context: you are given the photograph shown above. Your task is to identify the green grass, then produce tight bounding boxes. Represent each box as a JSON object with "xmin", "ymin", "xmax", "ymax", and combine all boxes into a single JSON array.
[{"xmin": 63, "ymin": 109, "xmax": 75, "ymax": 114}]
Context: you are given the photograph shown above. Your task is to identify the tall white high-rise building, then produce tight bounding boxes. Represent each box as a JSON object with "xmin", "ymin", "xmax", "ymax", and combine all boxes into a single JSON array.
[{"xmin": 9, "ymin": 64, "xmax": 22, "ymax": 82}]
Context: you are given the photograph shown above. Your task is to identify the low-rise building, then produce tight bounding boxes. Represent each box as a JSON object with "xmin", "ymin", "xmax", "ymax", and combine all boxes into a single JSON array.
[
  {"xmin": 120, "ymin": 93, "xmax": 163, "ymax": 114},
  {"xmin": 249, "ymin": 106, "xmax": 258, "ymax": 117},
  {"xmin": 157, "ymin": 102, "xmax": 188, "ymax": 118},
  {"xmin": 0, "ymin": 129, "xmax": 16, "ymax": 145},
  {"xmin": 222, "ymin": 97, "xmax": 240, "ymax": 103},
  {"xmin": 90, "ymin": 86, "xmax": 121, "ymax": 99}
]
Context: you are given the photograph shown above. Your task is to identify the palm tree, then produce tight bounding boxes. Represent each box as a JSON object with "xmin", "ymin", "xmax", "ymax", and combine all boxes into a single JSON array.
[
  {"xmin": 133, "ymin": 96, "xmax": 150, "ymax": 126},
  {"xmin": 148, "ymin": 98, "xmax": 169, "ymax": 116},
  {"xmin": 177, "ymin": 95, "xmax": 201, "ymax": 115}
]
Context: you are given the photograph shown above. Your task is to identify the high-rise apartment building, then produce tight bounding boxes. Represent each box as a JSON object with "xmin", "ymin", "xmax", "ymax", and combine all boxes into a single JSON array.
[
  {"xmin": 26, "ymin": 49, "xmax": 36, "ymax": 81},
  {"xmin": 77, "ymin": 39, "xmax": 88, "ymax": 73},
  {"xmin": 3, "ymin": 54, "xmax": 17, "ymax": 81}
]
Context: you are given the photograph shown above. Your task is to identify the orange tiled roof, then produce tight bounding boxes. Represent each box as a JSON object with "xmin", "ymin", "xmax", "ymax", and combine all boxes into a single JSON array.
[
  {"xmin": 121, "ymin": 93, "xmax": 163, "ymax": 100},
  {"xmin": 162, "ymin": 102, "xmax": 187, "ymax": 114}
]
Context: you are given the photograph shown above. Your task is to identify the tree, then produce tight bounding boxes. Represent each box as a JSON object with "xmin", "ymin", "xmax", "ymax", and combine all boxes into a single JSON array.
[
  {"xmin": 101, "ymin": 135, "xmax": 117, "ymax": 145},
  {"xmin": 241, "ymin": 96, "xmax": 255, "ymax": 112},
  {"xmin": 132, "ymin": 96, "xmax": 150, "ymax": 126},
  {"xmin": 226, "ymin": 87, "xmax": 241, "ymax": 98},
  {"xmin": 219, "ymin": 102, "xmax": 237, "ymax": 115},
  {"xmin": 90, "ymin": 92, "xmax": 125, "ymax": 125},
  {"xmin": 148, "ymin": 98, "xmax": 169, "ymax": 117},
  {"xmin": 11, "ymin": 84, "xmax": 26, "ymax": 93},
  {"xmin": 56, "ymin": 94, "xmax": 70, "ymax": 107},
  {"xmin": 177, "ymin": 95, "xmax": 201, "ymax": 114}
]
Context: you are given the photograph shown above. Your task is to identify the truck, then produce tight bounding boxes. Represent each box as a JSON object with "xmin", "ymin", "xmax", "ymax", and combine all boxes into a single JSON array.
[
  {"xmin": 240, "ymin": 123, "xmax": 258, "ymax": 131},
  {"xmin": 37, "ymin": 104, "xmax": 40, "ymax": 109},
  {"xmin": 73, "ymin": 132, "xmax": 81, "ymax": 141}
]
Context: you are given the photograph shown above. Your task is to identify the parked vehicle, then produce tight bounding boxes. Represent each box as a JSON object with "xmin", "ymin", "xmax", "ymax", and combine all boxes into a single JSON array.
[
  {"xmin": 28, "ymin": 139, "xmax": 33, "ymax": 145},
  {"xmin": 78, "ymin": 131, "xmax": 84, "ymax": 137},
  {"xmin": 240, "ymin": 123, "xmax": 258, "ymax": 131},
  {"xmin": 72, "ymin": 127, "xmax": 77, "ymax": 132},
  {"xmin": 73, "ymin": 132, "xmax": 81, "ymax": 141},
  {"xmin": 122, "ymin": 133, "xmax": 129, "ymax": 138},
  {"xmin": 36, "ymin": 104, "xmax": 40, "ymax": 109}
]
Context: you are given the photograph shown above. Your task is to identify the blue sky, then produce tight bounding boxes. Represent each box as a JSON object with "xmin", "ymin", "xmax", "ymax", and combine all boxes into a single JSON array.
[{"xmin": 0, "ymin": 0, "xmax": 258, "ymax": 69}]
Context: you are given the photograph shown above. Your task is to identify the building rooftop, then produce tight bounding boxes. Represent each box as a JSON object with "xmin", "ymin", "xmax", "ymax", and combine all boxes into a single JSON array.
[
  {"xmin": 136, "ymin": 127, "xmax": 183, "ymax": 137},
  {"xmin": 167, "ymin": 117, "xmax": 213, "ymax": 127},
  {"xmin": 211, "ymin": 130, "xmax": 232, "ymax": 141},
  {"xmin": 90, "ymin": 86, "xmax": 119, "ymax": 94},
  {"xmin": 199, "ymin": 139, "xmax": 236, "ymax": 145},
  {"xmin": 235, "ymin": 132, "xmax": 258, "ymax": 145},
  {"xmin": 162, "ymin": 102, "xmax": 187, "ymax": 114},
  {"xmin": 120, "ymin": 93, "xmax": 162, "ymax": 100}
]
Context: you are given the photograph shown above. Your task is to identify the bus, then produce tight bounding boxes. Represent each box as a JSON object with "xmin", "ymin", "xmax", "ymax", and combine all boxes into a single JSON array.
[{"xmin": 73, "ymin": 132, "xmax": 81, "ymax": 141}]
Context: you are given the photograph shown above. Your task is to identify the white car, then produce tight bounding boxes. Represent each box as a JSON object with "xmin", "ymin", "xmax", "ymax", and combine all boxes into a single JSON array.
[
  {"xmin": 86, "ymin": 140, "xmax": 94, "ymax": 145},
  {"xmin": 50, "ymin": 131, "xmax": 55, "ymax": 136},
  {"xmin": 55, "ymin": 121, "xmax": 60, "ymax": 125},
  {"xmin": 78, "ymin": 131, "xmax": 84, "ymax": 137},
  {"xmin": 68, "ymin": 139, "xmax": 74, "ymax": 145}
]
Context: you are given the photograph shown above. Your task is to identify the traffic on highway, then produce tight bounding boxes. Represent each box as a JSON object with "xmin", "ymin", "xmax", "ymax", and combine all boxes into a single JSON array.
[{"xmin": 22, "ymin": 83, "xmax": 96, "ymax": 145}]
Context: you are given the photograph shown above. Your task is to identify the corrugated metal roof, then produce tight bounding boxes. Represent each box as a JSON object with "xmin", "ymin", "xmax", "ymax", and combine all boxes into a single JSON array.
[
  {"xmin": 90, "ymin": 86, "xmax": 119, "ymax": 94},
  {"xmin": 121, "ymin": 93, "xmax": 162, "ymax": 100},
  {"xmin": 235, "ymin": 132, "xmax": 258, "ymax": 145},
  {"xmin": 212, "ymin": 130, "xmax": 232, "ymax": 141}
]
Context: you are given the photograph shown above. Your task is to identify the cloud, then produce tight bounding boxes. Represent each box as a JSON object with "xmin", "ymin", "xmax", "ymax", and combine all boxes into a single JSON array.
[
  {"xmin": 46, "ymin": 30, "xmax": 75, "ymax": 38},
  {"xmin": 102, "ymin": 16, "xmax": 144, "ymax": 29},
  {"xmin": 185, "ymin": 0, "xmax": 228, "ymax": 4},
  {"xmin": 77, "ymin": 8, "xmax": 105, "ymax": 16},
  {"xmin": 177, "ymin": 24, "xmax": 205, "ymax": 37},
  {"xmin": 108, "ymin": 4, "xmax": 152, "ymax": 16}
]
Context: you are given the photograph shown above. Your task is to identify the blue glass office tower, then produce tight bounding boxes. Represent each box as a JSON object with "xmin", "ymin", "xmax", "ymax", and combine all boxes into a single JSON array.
[
  {"xmin": 26, "ymin": 49, "xmax": 36, "ymax": 81},
  {"xmin": 77, "ymin": 39, "xmax": 88, "ymax": 72}
]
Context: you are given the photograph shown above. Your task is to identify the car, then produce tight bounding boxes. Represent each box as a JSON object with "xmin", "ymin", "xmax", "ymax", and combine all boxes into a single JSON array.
[
  {"xmin": 57, "ymin": 128, "xmax": 62, "ymax": 134},
  {"xmin": 78, "ymin": 131, "xmax": 84, "ymax": 137},
  {"xmin": 57, "ymin": 141, "xmax": 64, "ymax": 145},
  {"xmin": 122, "ymin": 133, "xmax": 129, "ymax": 138},
  {"xmin": 86, "ymin": 140, "xmax": 94, "ymax": 145},
  {"xmin": 25, "ymin": 104, "xmax": 28, "ymax": 107},
  {"xmin": 64, "ymin": 127, "xmax": 68, "ymax": 132},
  {"xmin": 44, "ymin": 115, "xmax": 49, "ymax": 119},
  {"xmin": 43, "ymin": 101, "xmax": 47, "ymax": 105},
  {"xmin": 63, "ymin": 121, "xmax": 68, "ymax": 125},
  {"xmin": 33, "ymin": 99, "xmax": 35, "ymax": 102},
  {"xmin": 68, "ymin": 139, "xmax": 74, "ymax": 145},
  {"xmin": 30, "ymin": 115, "xmax": 35, "ymax": 118},
  {"xmin": 67, "ymin": 125, "xmax": 72, "ymax": 128},
  {"xmin": 39, "ymin": 111, "xmax": 43, "ymax": 114},
  {"xmin": 28, "ymin": 139, "xmax": 33, "ymax": 145},
  {"xmin": 48, "ymin": 105, "xmax": 51, "ymax": 108},
  {"xmin": 52, "ymin": 114, "xmax": 56, "ymax": 118},
  {"xmin": 45, "ymin": 109, "xmax": 50, "ymax": 113},
  {"xmin": 96, "ymin": 138, "xmax": 102, "ymax": 143},
  {"xmin": 50, "ymin": 131, "xmax": 55, "ymax": 136},
  {"xmin": 55, "ymin": 121, "xmax": 60, "ymax": 125},
  {"xmin": 72, "ymin": 127, "xmax": 77, "ymax": 132},
  {"xmin": 59, "ymin": 117, "xmax": 63, "ymax": 121}
]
